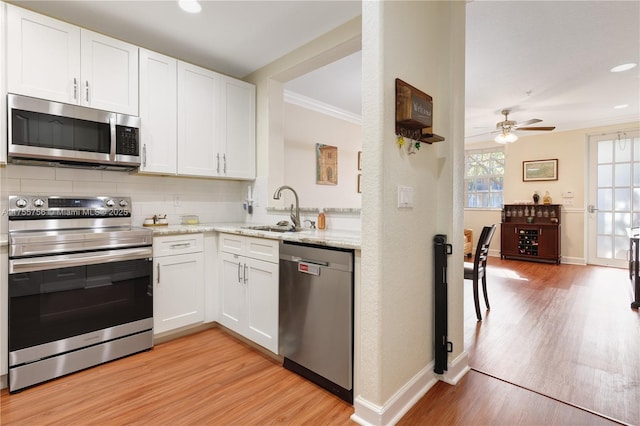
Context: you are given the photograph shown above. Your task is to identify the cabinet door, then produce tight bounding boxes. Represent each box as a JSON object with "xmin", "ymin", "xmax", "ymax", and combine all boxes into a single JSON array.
[
  {"xmin": 80, "ymin": 30, "xmax": 139, "ymax": 115},
  {"xmin": 177, "ymin": 61, "xmax": 220, "ymax": 177},
  {"xmin": 0, "ymin": 3, "xmax": 7, "ymax": 164},
  {"xmin": 244, "ymin": 257, "xmax": 279, "ymax": 353},
  {"xmin": 154, "ymin": 252, "xmax": 204, "ymax": 334},
  {"xmin": 500, "ymin": 223, "xmax": 518, "ymax": 257},
  {"xmin": 538, "ymin": 226, "xmax": 559, "ymax": 260},
  {"xmin": 220, "ymin": 76, "xmax": 256, "ymax": 179},
  {"xmin": 219, "ymin": 252, "xmax": 244, "ymax": 333},
  {"xmin": 139, "ymin": 49, "xmax": 177, "ymax": 174},
  {"xmin": 7, "ymin": 4, "xmax": 80, "ymax": 104}
]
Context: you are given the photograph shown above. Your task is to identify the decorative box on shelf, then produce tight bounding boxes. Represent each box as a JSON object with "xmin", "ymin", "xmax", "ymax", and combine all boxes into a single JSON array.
[{"xmin": 500, "ymin": 203, "xmax": 561, "ymax": 264}]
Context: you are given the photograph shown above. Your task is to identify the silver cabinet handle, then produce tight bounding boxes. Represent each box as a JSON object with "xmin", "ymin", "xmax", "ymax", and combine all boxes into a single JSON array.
[
  {"xmin": 157, "ymin": 263, "xmax": 161, "ymax": 284},
  {"xmin": 73, "ymin": 77, "xmax": 78, "ymax": 100},
  {"xmin": 216, "ymin": 153, "xmax": 220, "ymax": 174},
  {"xmin": 85, "ymin": 80, "xmax": 90, "ymax": 103},
  {"xmin": 243, "ymin": 263, "xmax": 248, "ymax": 284},
  {"xmin": 223, "ymin": 153, "xmax": 227, "ymax": 174},
  {"xmin": 143, "ymin": 144, "xmax": 147, "ymax": 168},
  {"xmin": 170, "ymin": 243, "xmax": 191, "ymax": 249},
  {"xmin": 237, "ymin": 262, "xmax": 242, "ymax": 283}
]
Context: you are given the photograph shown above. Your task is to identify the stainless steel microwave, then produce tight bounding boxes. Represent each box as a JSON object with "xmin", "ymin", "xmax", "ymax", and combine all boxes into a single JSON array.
[{"xmin": 7, "ymin": 94, "xmax": 140, "ymax": 170}]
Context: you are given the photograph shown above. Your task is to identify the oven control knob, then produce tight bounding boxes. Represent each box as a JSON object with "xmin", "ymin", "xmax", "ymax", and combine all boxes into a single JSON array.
[
  {"xmin": 119, "ymin": 199, "xmax": 128, "ymax": 207},
  {"xmin": 15, "ymin": 198, "xmax": 28, "ymax": 208},
  {"xmin": 33, "ymin": 198, "xmax": 45, "ymax": 208},
  {"xmin": 105, "ymin": 199, "xmax": 116, "ymax": 207}
]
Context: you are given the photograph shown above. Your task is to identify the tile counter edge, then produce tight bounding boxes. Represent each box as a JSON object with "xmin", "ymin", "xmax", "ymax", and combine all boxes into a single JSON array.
[{"xmin": 148, "ymin": 223, "xmax": 361, "ymax": 250}]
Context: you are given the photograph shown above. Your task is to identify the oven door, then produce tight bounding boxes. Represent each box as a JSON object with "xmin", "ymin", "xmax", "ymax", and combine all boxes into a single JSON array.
[{"xmin": 8, "ymin": 248, "xmax": 153, "ymax": 367}]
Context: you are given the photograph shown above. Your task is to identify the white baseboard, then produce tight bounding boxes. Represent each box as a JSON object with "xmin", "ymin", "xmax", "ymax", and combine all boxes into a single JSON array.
[
  {"xmin": 438, "ymin": 350, "xmax": 470, "ymax": 385},
  {"xmin": 351, "ymin": 353, "xmax": 470, "ymax": 425}
]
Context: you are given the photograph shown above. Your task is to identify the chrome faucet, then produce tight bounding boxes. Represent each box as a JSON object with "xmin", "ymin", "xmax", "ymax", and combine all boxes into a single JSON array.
[{"xmin": 273, "ymin": 185, "xmax": 301, "ymax": 230}]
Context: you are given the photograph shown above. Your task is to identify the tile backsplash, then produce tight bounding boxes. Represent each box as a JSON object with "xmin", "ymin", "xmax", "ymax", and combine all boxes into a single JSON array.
[{"xmin": 0, "ymin": 165, "xmax": 248, "ymax": 233}]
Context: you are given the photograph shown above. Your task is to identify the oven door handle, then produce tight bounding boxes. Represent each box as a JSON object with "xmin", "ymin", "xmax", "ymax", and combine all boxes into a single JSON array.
[{"xmin": 9, "ymin": 247, "xmax": 153, "ymax": 274}]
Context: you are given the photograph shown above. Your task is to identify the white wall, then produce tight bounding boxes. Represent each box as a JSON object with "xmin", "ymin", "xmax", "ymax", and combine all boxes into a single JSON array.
[
  {"xmin": 284, "ymin": 102, "xmax": 361, "ymax": 209},
  {"xmin": 357, "ymin": 2, "xmax": 465, "ymax": 424},
  {"xmin": 464, "ymin": 121, "xmax": 640, "ymax": 264}
]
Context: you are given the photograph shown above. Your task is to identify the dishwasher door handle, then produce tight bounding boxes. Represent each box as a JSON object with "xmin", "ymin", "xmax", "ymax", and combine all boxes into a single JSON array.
[{"xmin": 292, "ymin": 256, "xmax": 329, "ymax": 267}]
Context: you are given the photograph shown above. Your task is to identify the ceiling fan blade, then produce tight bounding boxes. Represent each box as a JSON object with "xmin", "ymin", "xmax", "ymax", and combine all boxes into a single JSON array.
[
  {"xmin": 515, "ymin": 118, "xmax": 542, "ymax": 127},
  {"xmin": 517, "ymin": 126, "xmax": 556, "ymax": 131},
  {"xmin": 468, "ymin": 129, "xmax": 501, "ymax": 137}
]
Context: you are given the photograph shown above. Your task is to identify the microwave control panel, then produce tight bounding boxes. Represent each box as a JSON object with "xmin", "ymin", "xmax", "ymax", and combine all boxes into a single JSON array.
[{"xmin": 116, "ymin": 125, "xmax": 139, "ymax": 156}]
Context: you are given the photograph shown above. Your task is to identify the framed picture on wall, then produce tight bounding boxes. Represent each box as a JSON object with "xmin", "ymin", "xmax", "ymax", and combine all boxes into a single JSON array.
[
  {"xmin": 523, "ymin": 159, "xmax": 558, "ymax": 181},
  {"xmin": 316, "ymin": 143, "xmax": 338, "ymax": 185}
]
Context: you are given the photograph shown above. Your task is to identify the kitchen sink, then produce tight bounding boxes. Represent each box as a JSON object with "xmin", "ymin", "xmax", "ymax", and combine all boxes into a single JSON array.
[{"xmin": 242, "ymin": 225, "xmax": 293, "ymax": 233}]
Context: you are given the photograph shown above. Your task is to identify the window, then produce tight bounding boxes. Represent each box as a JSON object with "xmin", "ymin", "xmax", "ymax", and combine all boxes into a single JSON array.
[{"xmin": 465, "ymin": 147, "xmax": 504, "ymax": 208}]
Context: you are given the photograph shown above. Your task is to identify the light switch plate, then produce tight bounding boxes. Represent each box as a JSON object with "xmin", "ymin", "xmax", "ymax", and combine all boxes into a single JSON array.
[{"xmin": 398, "ymin": 185, "xmax": 414, "ymax": 208}]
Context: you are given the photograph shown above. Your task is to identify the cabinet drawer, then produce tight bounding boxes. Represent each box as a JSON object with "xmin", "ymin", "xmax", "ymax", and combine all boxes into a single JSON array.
[
  {"xmin": 218, "ymin": 233, "xmax": 279, "ymax": 264},
  {"xmin": 153, "ymin": 234, "xmax": 203, "ymax": 257},
  {"xmin": 245, "ymin": 236, "xmax": 279, "ymax": 264}
]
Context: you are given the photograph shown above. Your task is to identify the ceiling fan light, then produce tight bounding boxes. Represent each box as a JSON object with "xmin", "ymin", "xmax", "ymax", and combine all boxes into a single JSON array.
[
  {"xmin": 610, "ymin": 63, "xmax": 637, "ymax": 73},
  {"xmin": 178, "ymin": 0, "xmax": 201, "ymax": 14},
  {"xmin": 495, "ymin": 132, "xmax": 518, "ymax": 144}
]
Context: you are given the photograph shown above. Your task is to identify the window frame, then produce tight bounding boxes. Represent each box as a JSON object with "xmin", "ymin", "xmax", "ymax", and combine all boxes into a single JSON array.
[{"xmin": 464, "ymin": 147, "xmax": 505, "ymax": 209}]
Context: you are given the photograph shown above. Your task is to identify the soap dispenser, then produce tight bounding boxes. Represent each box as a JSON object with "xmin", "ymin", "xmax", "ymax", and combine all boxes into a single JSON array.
[{"xmin": 317, "ymin": 209, "xmax": 326, "ymax": 230}]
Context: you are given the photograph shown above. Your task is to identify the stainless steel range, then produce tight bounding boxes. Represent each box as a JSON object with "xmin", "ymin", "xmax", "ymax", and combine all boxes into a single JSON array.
[{"xmin": 7, "ymin": 195, "xmax": 154, "ymax": 392}]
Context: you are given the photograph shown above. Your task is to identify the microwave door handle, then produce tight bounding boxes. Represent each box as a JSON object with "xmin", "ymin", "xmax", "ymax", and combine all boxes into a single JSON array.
[{"xmin": 110, "ymin": 117, "xmax": 116, "ymax": 161}]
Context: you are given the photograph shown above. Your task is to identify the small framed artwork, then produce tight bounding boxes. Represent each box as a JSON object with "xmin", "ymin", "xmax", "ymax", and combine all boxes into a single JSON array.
[
  {"xmin": 358, "ymin": 151, "xmax": 362, "ymax": 171},
  {"xmin": 357, "ymin": 174, "xmax": 362, "ymax": 193},
  {"xmin": 523, "ymin": 159, "xmax": 558, "ymax": 181},
  {"xmin": 316, "ymin": 143, "xmax": 338, "ymax": 185}
]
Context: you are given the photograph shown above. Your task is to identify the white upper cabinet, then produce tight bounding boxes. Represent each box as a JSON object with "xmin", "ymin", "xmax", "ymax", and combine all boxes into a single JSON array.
[
  {"xmin": 220, "ymin": 76, "xmax": 256, "ymax": 179},
  {"xmin": 7, "ymin": 4, "xmax": 138, "ymax": 115},
  {"xmin": 139, "ymin": 49, "xmax": 177, "ymax": 174},
  {"xmin": 177, "ymin": 61, "xmax": 220, "ymax": 177}
]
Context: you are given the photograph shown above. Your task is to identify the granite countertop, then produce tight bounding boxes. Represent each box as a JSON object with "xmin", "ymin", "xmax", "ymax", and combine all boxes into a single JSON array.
[{"xmin": 148, "ymin": 222, "xmax": 361, "ymax": 250}]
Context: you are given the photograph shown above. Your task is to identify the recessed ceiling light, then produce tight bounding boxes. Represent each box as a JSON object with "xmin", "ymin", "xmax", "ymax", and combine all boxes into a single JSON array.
[
  {"xmin": 178, "ymin": 0, "xmax": 201, "ymax": 14},
  {"xmin": 610, "ymin": 63, "xmax": 637, "ymax": 73},
  {"xmin": 614, "ymin": 104, "xmax": 629, "ymax": 110}
]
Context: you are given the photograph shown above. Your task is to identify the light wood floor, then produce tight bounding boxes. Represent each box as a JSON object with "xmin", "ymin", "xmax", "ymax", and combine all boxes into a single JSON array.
[{"xmin": 1, "ymin": 259, "xmax": 637, "ymax": 425}]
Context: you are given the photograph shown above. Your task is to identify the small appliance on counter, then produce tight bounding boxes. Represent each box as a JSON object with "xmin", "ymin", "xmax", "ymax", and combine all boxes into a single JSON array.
[
  {"xmin": 181, "ymin": 215, "xmax": 199, "ymax": 225},
  {"xmin": 143, "ymin": 214, "xmax": 168, "ymax": 227}
]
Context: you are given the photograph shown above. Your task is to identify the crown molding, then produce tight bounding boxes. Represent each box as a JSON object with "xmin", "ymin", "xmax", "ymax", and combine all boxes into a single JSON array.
[{"xmin": 284, "ymin": 90, "xmax": 361, "ymax": 125}]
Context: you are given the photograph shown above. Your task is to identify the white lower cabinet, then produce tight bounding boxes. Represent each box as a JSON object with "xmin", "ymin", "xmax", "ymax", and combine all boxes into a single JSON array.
[
  {"xmin": 218, "ymin": 234, "xmax": 279, "ymax": 353},
  {"xmin": 153, "ymin": 234, "xmax": 204, "ymax": 335}
]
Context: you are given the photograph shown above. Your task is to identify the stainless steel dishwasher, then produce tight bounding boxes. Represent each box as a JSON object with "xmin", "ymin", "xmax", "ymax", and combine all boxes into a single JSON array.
[{"xmin": 279, "ymin": 241, "xmax": 354, "ymax": 403}]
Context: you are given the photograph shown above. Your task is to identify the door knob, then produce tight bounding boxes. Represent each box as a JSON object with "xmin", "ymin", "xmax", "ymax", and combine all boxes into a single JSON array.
[{"xmin": 588, "ymin": 204, "xmax": 598, "ymax": 213}]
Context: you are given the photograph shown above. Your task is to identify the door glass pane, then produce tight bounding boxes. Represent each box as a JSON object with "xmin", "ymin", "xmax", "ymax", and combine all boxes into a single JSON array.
[
  {"xmin": 597, "ymin": 212, "xmax": 612, "ymax": 234},
  {"xmin": 614, "ymin": 212, "xmax": 631, "ymax": 235},
  {"xmin": 615, "ymin": 188, "xmax": 631, "ymax": 211},
  {"xmin": 598, "ymin": 164, "xmax": 612, "ymax": 187},
  {"xmin": 598, "ymin": 188, "xmax": 612, "ymax": 210},
  {"xmin": 598, "ymin": 140, "xmax": 613, "ymax": 163},
  {"xmin": 597, "ymin": 235, "xmax": 612, "ymax": 258},
  {"xmin": 614, "ymin": 163, "xmax": 631, "ymax": 186},
  {"xmin": 615, "ymin": 139, "xmax": 631, "ymax": 162},
  {"xmin": 615, "ymin": 236, "xmax": 629, "ymax": 260}
]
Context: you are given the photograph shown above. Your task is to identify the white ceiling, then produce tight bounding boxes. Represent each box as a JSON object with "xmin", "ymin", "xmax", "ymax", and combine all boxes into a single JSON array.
[{"xmin": 7, "ymin": 1, "xmax": 640, "ymax": 145}]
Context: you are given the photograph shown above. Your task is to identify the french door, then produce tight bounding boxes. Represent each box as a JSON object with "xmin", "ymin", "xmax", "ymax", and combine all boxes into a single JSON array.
[{"xmin": 587, "ymin": 130, "xmax": 640, "ymax": 267}]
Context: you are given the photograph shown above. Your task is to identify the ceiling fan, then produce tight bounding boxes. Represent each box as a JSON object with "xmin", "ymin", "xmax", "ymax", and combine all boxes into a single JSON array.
[{"xmin": 492, "ymin": 109, "xmax": 556, "ymax": 143}]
